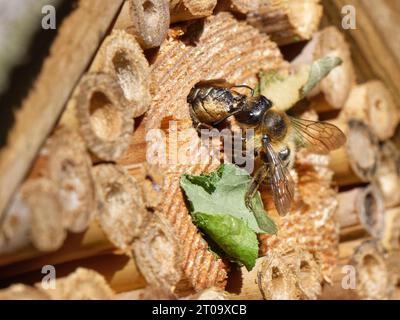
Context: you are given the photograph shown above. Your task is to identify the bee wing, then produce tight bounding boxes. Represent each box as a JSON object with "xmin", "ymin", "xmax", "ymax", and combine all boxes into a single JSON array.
[
  {"xmin": 289, "ymin": 116, "xmax": 346, "ymax": 154},
  {"xmin": 195, "ymin": 79, "xmax": 236, "ymax": 89},
  {"xmin": 263, "ymin": 141, "xmax": 295, "ymax": 216}
]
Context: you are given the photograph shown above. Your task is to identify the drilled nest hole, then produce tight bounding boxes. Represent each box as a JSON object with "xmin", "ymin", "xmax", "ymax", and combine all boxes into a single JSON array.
[
  {"xmin": 112, "ymin": 50, "xmax": 140, "ymax": 102},
  {"xmin": 89, "ymin": 91, "xmax": 123, "ymax": 142},
  {"xmin": 142, "ymin": 0, "xmax": 159, "ymax": 28},
  {"xmin": 364, "ymin": 190, "xmax": 378, "ymax": 227}
]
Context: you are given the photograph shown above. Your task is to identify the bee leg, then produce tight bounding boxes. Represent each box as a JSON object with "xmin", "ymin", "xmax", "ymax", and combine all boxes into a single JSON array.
[{"xmin": 245, "ymin": 164, "xmax": 269, "ymax": 209}]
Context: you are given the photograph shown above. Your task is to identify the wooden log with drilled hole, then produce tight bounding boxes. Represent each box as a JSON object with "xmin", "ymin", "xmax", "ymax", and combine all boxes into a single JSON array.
[
  {"xmin": 169, "ymin": 0, "xmax": 217, "ymax": 22},
  {"xmin": 374, "ymin": 141, "xmax": 400, "ymax": 208},
  {"xmin": 337, "ymin": 185, "xmax": 385, "ymax": 241},
  {"xmin": 229, "ymin": 246, "xmax": 322, "ymax": 300},
  {"xmin": 0, "ymin": 0, "xmax": 125, "ymax": 221},
  {"xmin": 329, "ymin": 119, "xmax": 380, "ymax": 186},
  {"xmin": 247, "ymin": 0, "xmax": 322, "ymax": 46},
  {"xmin": 320, "ymin": 239, "xmax": 395, "ymax": 300},
  {"xmin": 293, "ymin": 26, "xmax": 355, "ymax": 111},
  {"xmin": 114, "ymin": 0, "xmax": 170, "ymax": 49},
  {"xmin": 340, "ymin": 81, "xmax": 399, "ymax": 141},
  {"xmin": 116, "ymin": 12, "xmax": 288, "ymax": 292}
]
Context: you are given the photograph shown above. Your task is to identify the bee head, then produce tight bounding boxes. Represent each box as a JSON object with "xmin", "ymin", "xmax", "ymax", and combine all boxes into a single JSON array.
[{"xmin": 234, "ymin": 95, "xmax": 272, "ymax": 126}]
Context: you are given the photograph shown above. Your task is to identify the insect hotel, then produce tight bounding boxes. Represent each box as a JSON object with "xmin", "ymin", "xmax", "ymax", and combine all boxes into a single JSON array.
[{"xmin": 0, "ymin": 0, "xmax": 399, "ymax": 300}]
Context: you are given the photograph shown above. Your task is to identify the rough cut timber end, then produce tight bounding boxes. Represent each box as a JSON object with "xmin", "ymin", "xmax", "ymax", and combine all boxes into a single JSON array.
[
  {"xmin": 91, "ymin": 29, "xmax": 151, "ymax": 118},
  {"xmin": 138, "ymin": 12, "xmax": 287, "ymax": 292},
  {"xmin": 169, "ymin": 0, "xmax": 218, "ymax": 23},
  {"xmin": 247, "ymin": 0, "xmax": 322, "ymax": 46},
  {"xmin": 115, "ymin": 0, "xmax": 170, "ymax": 49}
]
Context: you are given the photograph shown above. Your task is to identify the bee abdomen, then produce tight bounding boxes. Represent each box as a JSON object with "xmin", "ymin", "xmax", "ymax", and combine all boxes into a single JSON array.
[{"xmin": 188, "ymin": 87, "xmax": 234, "ymax": 125}]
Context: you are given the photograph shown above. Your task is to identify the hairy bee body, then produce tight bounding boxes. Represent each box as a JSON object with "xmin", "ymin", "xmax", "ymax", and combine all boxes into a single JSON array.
[{"xmin": 187, "ymin": 86, "xmax": 236, "ymax": 125}]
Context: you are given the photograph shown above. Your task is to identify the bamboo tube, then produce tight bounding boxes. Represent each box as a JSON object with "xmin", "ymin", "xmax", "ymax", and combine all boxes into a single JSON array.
[
  {"xmin": 0, "ymin": 193, "xmax": 31, "ymax": 256},
  {"xmin": 132, "ymin": 213, "xmax": 191, "ymax": 297},
  {"xmin": 330, "ymin": 119, "xmax": 380, "ymax": 185},
  {"xmin": 351, "ymin": 240, "xmax": 394, "ymax": 299},
  {"xmin": 320, "ymin": 239, "xmax": 394, "ymax": 300},
  {"xmin": 0, "ymin": 284, "xmax": 49, "ymax": 300},
  {"xmin": 337, "ymin": 185, "xmax": 385, "ymax": 241},
  {"xmin": 92, "ymin": 164, "xmax": 148, "ymax": 250},
  {"xmin": 292, "ymin": 26, "xmax": 355, "ymax": 110},
  {"xmin": 230, "ymin": 247, "xmax": 322, "ymax": 300},
  {"xmin": 91, "ymin": 30, "xmax": 151, "ymax": 118},
  {"xmin": 71, "ymin": 72, "xmax": 133, "ymax": 162},
  {"xmin": 134, "ymin": 12, "xmax": 286, "ymax": 292},
  {"xmin": 0, "ymin": 0, "xmax": 125, "ymax": 219},
  {"xmin": 380, "ymin": 207, "xmax": 400, "ymax": 252},
  {"xmin": 20, "ymin": 178, "xmax": 66, "ymax": 252},
  {"xmin": 169, "ymin": 0, "xmax": 217, "ymax": 22},
  {"xmin": 374, "ymin": 141, "xmax": 400, "ymax": 208},
  {"xmin": 30, "ymin": 128, "xmax": 96, "ymax": 233},
  {"xmin": 0, "ymin": 128, "xmax": 95, "ymax": 256},
  {"xmin": 114, "ymin": 0, "xmax": 170, "ymax": 49},
  {"xmin": 340, "ymin": 81, "xmax": 399, "ymax": 141},
  {"xmin": 0, "ymin": 253, "xmax": 146, "ymax": 294},
  {"xmin": 37, "ymin": 268, "xmax": 115, "ymax": 300},
  {"xmin": 247, "ymin": 0, "xmax": 322, "ymax": 46},
  {"xmin": 0, "ymin": 222, "xmax": 113, "ymax": 275}
]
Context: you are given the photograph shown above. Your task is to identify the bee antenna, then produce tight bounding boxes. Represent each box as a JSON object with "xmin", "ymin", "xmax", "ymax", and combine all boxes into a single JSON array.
[{"xmin": 231, "ymin": 84, "xmax": 254, "ymax": 96}]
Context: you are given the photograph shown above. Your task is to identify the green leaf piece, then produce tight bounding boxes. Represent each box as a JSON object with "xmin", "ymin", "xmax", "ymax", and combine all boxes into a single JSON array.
[
  {"xmin": 193, "ymin": 213, "xmax": 259, "ymax": 271},
  {"xmin": 300, "ymin": 56, "xmax": 342, "ymax": 97},
  {"xmin": 180, "ymin": 163, "xmax": 277, "ymax": 234}
]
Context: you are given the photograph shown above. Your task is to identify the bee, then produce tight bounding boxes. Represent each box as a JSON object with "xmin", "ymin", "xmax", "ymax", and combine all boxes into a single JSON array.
[{"xmin": 187, "ymin": 79, "xmax": 346, "ymax": 216}]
